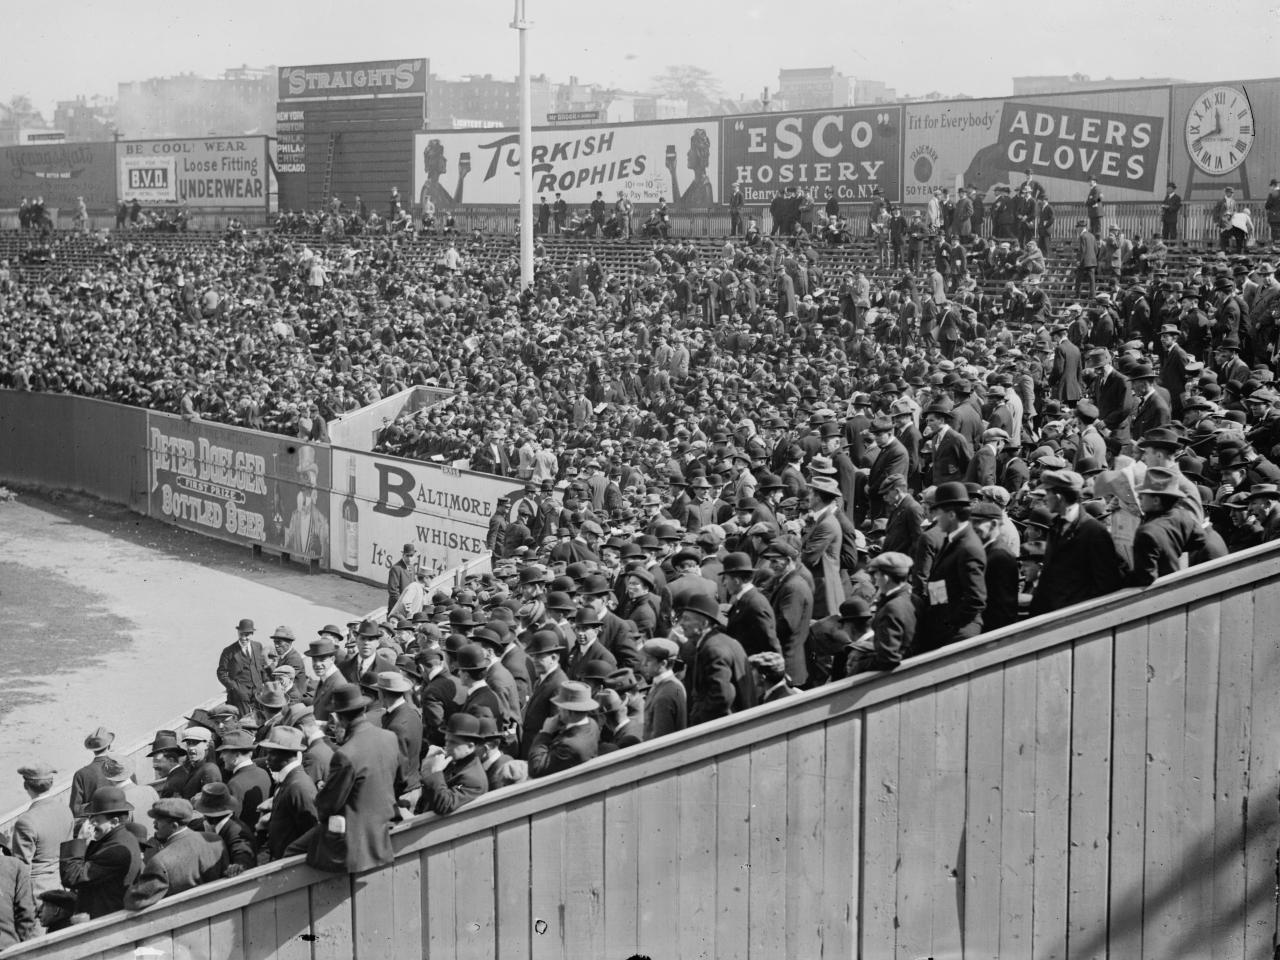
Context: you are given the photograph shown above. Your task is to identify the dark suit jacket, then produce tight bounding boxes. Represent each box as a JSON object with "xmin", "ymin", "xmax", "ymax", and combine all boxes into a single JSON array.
[
  {"xmin": 307, "ymin": 716, "xmax": 401, "ymax": 874},
  {"xmin": 870, "ymin": 586, "xmax": 916, "ymax": 667},
  {"xmin": 70, "ymin": 757, "xmax": 111, "ymax": 818},
  {"xmin": 420, "ymin": 669, "xmax": 465, "ymax": 747},
  {"xmin": 897, "ymin": 423, "xmax": 923, "ymax": 479},
  {"xmin": 916, "ymin": 525, "xmax": 987, "ymax": 653},
  {"xmin": 302, "ymin": 737, "xmax": 334, "ymax": 786},
  {"xmin": 529, "ymin": 718, "xmax": 600, "ymax": 778},
  {"xmin": 267, "ymin": 766, "xmax": 318, "ymax": 861},
  {"xmin": 931, "ymin": 428, "xmax": 973, "ymax": 485},
  {"xmin": 725, "ymin": 587, "xmax": 781, "ymax": 657},
  {"xmin": 1128, "ymin": 390, "xmax": 1171, "ymax": 440},
  {"xmin": 226, "ymin": 763, "xmax": 271, "ymax": 833},
  {"xmin": 683, "ymin": 630, "xmax": 755, "ymax": 726},
  {"xmin": 216, "ymin": 641, "xmax": 268, "ymax": 713},
  {"xmin": 1029, "ymin": 511, "xmax": 1123, "ymax": 615},
  {"xmin": 415, "ymin": 751, "xmax": 488, "ymax": 815},
  {"xmin": 60, "ymin": 824, "xmax": 142, "ymax": 918},
  {"xmin": 500, "ymin": 645, "xmax": 533, "ymax": 709},
  {"xmin": 211, "ymin": 815, "xmax": 256, "ymax": 870},
  {"xmin": 965, "ymin": 444, "xmax": 999, "ymax": 486},
  {"xmin": 883, "ymin": 495, "xmax": 925, "ymax": 556},
  {"xmin": 520, "ymin": 667, "xmax": 566, "ymax": 759},
  {"xmin": 950, "ymin": 403, "xmax": 984, "ymax": 453},
  {"xmin": 983, "ymin": 544, "xmax": 1020, "ymax": 632},
  {"xmin": 767, "ymin": 570, "xmax": 812, "ymax": 685},
  {"xmin": 311, "ymin": 671, "xmax": 346, "ymax": 722},
  {"xmin": 868, "ymin": 439, "xmax": 910, "ymax": 515},
  {"xmin": 643, "ymin": 677, "xmax": 687, "ymax": 740},
  {"xmin": 564, "ymin": 640, "xmax": 617, "ymax": 682},
  {"xmin": 598, "ymin": 611, "xmax": 640, "ymax": 671},
  {"xmin": 1092, "ymin": 369, "xmax": 1133, "ymax": 433},
  {"xmin": 382, "ymin": 702, "xmax": 424, "ymax": 796},
  {"xmin": 1051, "ymin": 339, "xmax": 1085, "ymax": 402}
]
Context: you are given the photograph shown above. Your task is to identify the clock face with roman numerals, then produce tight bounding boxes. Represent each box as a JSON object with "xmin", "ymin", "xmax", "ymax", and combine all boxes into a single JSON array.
[{"xmin": 1185, "ymin": 85, "xmax": 1254, "ymax": 175}]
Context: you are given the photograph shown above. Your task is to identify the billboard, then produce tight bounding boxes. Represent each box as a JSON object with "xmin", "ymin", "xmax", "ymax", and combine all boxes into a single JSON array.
[
  {"xmin": 0, "ymin": 141, "xmax": 116, "ymax": 211},
  {"xmin": 147, "ymin": 414, "xmax": 331, "ymax": 563},
  {"xmin": 412, "ymin": 119, "xmax": 720, "ymax": 210},
  {"xmin": 117, "ymin": 137, "xmax": 268, "ymax": 207},
  {"xmin": 903, "ymin": 89, "xmax": 1170, "ymax": 202},
  {"xmin": 1169, "ymin": 79, "xmax": 1280, "ymax": 201},
  {"xmin": 278, "ymin": 59, "xmax": 428, "ymax": 101},
  {"xmin": 720, "ymin": 106, "xmax": 903, "ymax": 205},
  {"xmin": 330, "ymin": 451, "xmax": 521, "ymax": 584}
]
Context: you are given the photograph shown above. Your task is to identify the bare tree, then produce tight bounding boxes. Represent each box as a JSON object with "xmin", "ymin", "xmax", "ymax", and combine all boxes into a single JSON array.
[{"xmin": 650, "ymin": 65, "xmax": 723, "ymax": 116}]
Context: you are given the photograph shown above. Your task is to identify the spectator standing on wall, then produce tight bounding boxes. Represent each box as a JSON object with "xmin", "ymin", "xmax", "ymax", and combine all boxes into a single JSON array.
[{"xmin": 1085, "ymin": 176, "xmax": 1103, "ymax": 237}]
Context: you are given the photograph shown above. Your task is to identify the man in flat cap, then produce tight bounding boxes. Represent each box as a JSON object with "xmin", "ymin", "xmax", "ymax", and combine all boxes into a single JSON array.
[
  {"xmin": 639, "ymin": 637, "xmax": 686, "ymax": 740},
  {"xmin": 124, "ymin": 798, "xmax": 227, "ymax": 910},
  {"xmin": 12, "ymin": 762, "xmax": 72, "ymax": 898}
]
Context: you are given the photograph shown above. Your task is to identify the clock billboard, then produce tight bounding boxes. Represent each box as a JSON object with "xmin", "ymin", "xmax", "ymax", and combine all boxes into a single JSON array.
[{"xmin": 1170, "ymin": 79, "xmax": 1280, "ymax": 199}]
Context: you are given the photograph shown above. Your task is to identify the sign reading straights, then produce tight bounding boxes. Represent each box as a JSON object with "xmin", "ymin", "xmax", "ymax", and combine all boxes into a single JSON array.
[
  {"xmin": 277, "ymin": 59, "xmax": 428, "ymax": 101},
  {"xmin": 330, "ymin": 450, "xmax": 520, "ymax": 585},
  {"xmin": 117, "ymin": 138, "xmax": 268, "ymax": 207}
]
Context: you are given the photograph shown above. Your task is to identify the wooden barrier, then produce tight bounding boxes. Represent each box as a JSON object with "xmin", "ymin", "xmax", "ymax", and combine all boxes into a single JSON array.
[{"xmin": 7, "ymin": 543, "xmax": 1280, "ymax": 960}]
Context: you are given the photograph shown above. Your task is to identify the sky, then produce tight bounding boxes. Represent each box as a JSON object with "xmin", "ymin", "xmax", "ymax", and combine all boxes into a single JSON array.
[{"xmin": 4, "ymin": 0, "xmax": 1279, "ymax": 118}]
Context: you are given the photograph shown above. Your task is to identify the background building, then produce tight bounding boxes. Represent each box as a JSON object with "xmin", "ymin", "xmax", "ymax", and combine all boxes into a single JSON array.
[
  {"xmin": 53, "ymin": 95, "xmax": 117, "ymax": 142},
  {"xmin": 777, "ymin": 67, "xmax": 855, "ymax": 110},
  {"xmin": 1013, "ymin": 73, "xmax": 1182, "ymax": 95},
  {"xmin": 117, "ymin": 66, "xmax": 276, "ymax": 139}
]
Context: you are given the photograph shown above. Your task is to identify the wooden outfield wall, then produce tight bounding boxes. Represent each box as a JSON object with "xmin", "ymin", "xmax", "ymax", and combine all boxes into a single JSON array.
[{"xmin": 5, "ymin": 544, "xmax": 1280, "ymax": 960}]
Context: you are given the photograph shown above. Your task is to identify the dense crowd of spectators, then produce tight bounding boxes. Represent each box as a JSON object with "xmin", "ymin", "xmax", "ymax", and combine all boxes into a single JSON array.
[{"xmin": 3, "ymin": 193, "xmax": 1280, "ymax": 944}]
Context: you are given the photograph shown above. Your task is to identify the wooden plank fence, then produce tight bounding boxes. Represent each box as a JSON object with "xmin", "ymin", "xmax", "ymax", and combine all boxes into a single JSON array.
[{"xmin": 5, "ymin": 543, "xmax": 1280, "ymax": 960}]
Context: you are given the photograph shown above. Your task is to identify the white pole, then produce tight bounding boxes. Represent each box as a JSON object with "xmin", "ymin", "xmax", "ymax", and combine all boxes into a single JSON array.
[{"xmin": 512, "ymin": 0, "xmax": 534, "ymax": 290}]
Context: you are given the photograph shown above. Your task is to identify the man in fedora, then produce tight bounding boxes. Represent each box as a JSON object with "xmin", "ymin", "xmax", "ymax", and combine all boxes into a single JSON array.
[
  {"xmin": 915, "ymin": 482, "xmax": 987, "ymax": 654},
  {"xmin": 308, "ymin": 629, "xmax": 346, "ymax": 722},
  {"xmin": 414, "ymin": 713, "xmax": 489, "ymax": 815},
  {"xmin": 147, "ymin": 731, "xmax": 188, "ymax": 799},
  {"xmin": 217, "ymin": 618, "xmax": 269, "ymax": 715},
  {"xmin": 577, "ymin": 573, "xmax": 641, "ymax": 671},
  {"xmin": 70, "ymin": 726, "xmax": 115, "ymax": 819},
  {"xmin": 124, "ymin": 798, "xmax": 226, "ymax": 910},
  {"xmin": 341, "ymin": 619, "xmax": 386, "ymax": 686},
  {"xmin": 519, "ymin": 630, "xmax": 569, "ymax": 759},
  {"xmin": 303, "ymin": 683, "xmax": 400, "ymax": 874},
  {"xmin": 1127, "ymin": 468, "xmax": 1207, "ymax": 586},
  {"xmin": 12, "ymin": 763, "xmax": 71, "ymax": 899},
  {"xmin": 1028, "ymin": 470, "xmax": 1123, "ymax": 616},
  {"xmin": 217, "ymin": 728, "xmax": 269, "ymax": 833},
  {"xmin": 388, "ymin": 544, "xmax": 419, "ymax": 615},
  {"xmin": 59, "ymin": 786, "xmax": 142, "ymax": 918},
  {"xmin": 1125, "ymin": 362, "xmax": 1170, "ymax": 443},
  {"xmin": 375, "ymin": 672, "xmax": 423, "ymax": 803},
  {"xmin": 721, "ymin": 551, "xmax": 780, "ymax": 658},
  {"xmin": 191, "ymin": 784, "xmax": 254, "ymax": 876},
  {"xmin": 863, "ymin": 551, "xmax": 917, "ymax": 671},
  {"xmin": 677, "ymin": 594, "xmax": 754, "ymax": 725},
  {"xmin": 802, "ymin": 476, "xmax": 845, "ymax": 620},
  {"xmin": 259, "ymin": 726, "xmax": 318, "ymax": 862},
  {"xmin": 102, "ymin": 755, "xmax": 158, "ymax": 839},
  {"xmin": 528, "ymin": 681, "xmax": 601, "ymax": 778},
  {"xmin": 564, "ymin": 606, "xmax": 618, "ymax": 682},
  {"xmin": 923, "ymin": 402, "xmax": 972, "ymax": 486},
  {"xmin": 1247, "ymin": 483, "xmax": 1280, "ymax": 543}
]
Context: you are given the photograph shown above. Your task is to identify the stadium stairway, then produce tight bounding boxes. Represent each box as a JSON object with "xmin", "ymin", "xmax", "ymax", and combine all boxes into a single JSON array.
[{"xmin": 5, "ymin": 541, "xmax": 1278, "ymax": 960}]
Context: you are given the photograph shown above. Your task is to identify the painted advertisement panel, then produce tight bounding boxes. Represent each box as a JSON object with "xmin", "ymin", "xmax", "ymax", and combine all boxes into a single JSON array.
[
  {"xmin": 720, "ymin": 106, "xmax": 903, "ymax": 204},
  {"xmin": 147, "ymin": 414, "xmax": 331, "ymax": 562},
  {"xmin": 278, "ymin": 59, "xmax": 428, "ymax": 101},
  {"xmin": 329, "ymin": 450, "xmax": 521, "ymax": 585},
  {"xmin": 412, "ymin": 119, "xmax": 719, "ymax": 210},
  {"xmin": 903, "ymin": 88, "xmax": 1169, "ymax": 202},
  {"xmin": 117, "ymin": 137, "xmax": 268, "ymax": 207},
  {"xmin": 0, "ymin": 141, "xmax": 116, "ymax": 210},
  {"xmin": 1169, "ymin": 78, "xmax": 1280, "ymax": 201}
]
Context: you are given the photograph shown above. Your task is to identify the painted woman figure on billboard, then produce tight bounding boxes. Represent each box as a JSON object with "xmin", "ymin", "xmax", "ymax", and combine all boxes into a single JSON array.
[
  {"xmin": 283, "ymin": 445, "xmax": 330, "ymax": 563},
  {"xmin": 666, "ymin": 127, "xmax": 715, "ymax": 209},
  {"xmin": 419, "ymin": 138, "xmax": 470, "ymax": 212}
]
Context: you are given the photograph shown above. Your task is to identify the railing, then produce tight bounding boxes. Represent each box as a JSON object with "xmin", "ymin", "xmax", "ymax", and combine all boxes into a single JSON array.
[{"xmin": 9, "ymin": 540, "xmax": 1278, "ymax": 960}]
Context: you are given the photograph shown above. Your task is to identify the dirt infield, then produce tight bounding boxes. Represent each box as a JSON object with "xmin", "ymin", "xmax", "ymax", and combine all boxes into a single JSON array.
[{"xmin": 0, "ymin": 488, "xmax": 383, "ymax": 815}]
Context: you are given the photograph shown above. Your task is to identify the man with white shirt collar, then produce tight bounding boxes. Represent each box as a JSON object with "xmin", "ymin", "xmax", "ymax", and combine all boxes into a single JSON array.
[
  {"xmin": 307, "ymin": 631, "xmax": 346, "ymax": 723},
  {"xmin": 216, "ymin": 729, "xmax": 270, "ymax": 835},
  {"xmin": 258, "ymin": 726, "xmax": 317, "ymax": 863},
  {"xmin": 721, "ymin": 551, "xmax": 780, "ymax": 658},
  {"xmin": 376, "ymin": 672, "xmax": 423, "ymax": 804},
  {"xmin": 915, "ymin": 482, "xmax": 987, "ymax": 654},
  {"xmin": 340, "ymin": 619, "xmax": 384, "ymax": 686},
  {"xmin": 639, "ymin": 637, "xmax": 686, "ymax": 740},
  {"xmin": 748, "ymin": 651, "xmax": 796, "ymax": 703}
]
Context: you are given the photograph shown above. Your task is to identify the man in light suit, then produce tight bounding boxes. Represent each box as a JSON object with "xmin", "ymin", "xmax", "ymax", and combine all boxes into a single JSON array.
[
  {"xmin": 215, "ymin": 619, "xmax": 269, "ymax": 715},
  {"xmin": 11, "ymin": 763, "xmax": 73, "ymax": 897},
  {"xmin": 801, "ymin": 477, "xmax": 844, "ymax": 621},
  {"xmin": 123, "ymin": 798, "xmax": 227, "ymax": 910}
]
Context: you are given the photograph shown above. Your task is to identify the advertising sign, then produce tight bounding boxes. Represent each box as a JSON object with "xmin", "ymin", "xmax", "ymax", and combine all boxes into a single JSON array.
[
  {"xmin": 903, "ymin": 89, "xmax": 1169, "ymax": 201},
  {"xmin": 278, "ymin": 59, "xmax": 428, "ymax": 101},
  {"xmin": 117, "ymin": 137, "xmax": 268, "ymax": 207},
  {"xmin": 147, "ymin": 414, "xmax": 331, "ymax": 563},
  {"xmin": 1169, "ymin": 79, "xmax": 1280, "ymax": 200},
  {"xmin": 412, "ymin": 119, "xmax": 720, "ymax": 210},
  {"xmin": 0, "ymin": 141, "xmax": 116, "ymax": 210},
  {"xmin": 330, "ymin": 451, "xmax": 521, "ymax": 584},
  {"xmin": 720, "ymin": 106, "xmax": 903, "ymax": 204}
]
